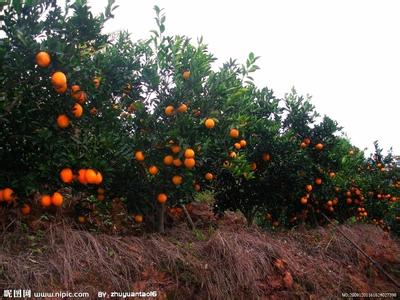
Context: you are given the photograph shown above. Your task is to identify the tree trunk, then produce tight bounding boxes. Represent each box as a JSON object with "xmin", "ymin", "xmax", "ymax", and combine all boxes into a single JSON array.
[{"xmin": 158, "ymin": 202, "xmax": 165, "ymax": 233}]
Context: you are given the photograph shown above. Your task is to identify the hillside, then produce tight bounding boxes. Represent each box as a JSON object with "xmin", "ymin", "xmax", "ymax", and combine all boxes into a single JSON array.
[{"xmin": 1, "ymin": 203, "xmax": 399, "ymax": 299}]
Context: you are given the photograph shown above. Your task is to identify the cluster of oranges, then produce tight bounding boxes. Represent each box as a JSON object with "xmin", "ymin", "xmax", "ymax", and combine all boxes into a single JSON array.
[
  {"xmin": 39, "ymin": 192, "xmax": 64, "ymax": 208},
  {"xmin": 164, "ymin": 103, "xmax": 188, "ymax": 116}
]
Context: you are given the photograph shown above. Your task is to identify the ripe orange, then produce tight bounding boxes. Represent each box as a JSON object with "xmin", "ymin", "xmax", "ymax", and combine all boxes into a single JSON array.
[
  {"xmin": 51, "ymin": 71, "xmax": 67, "ymax": 88},
  {"xmin": 171, "ymin": 145, "xmax": 181, "ymax": 154},
  {"xmin": 229, "ymin": 151, "xmax": 237, "ymax": 158},
  {"xmin": 2, "ymin": 188, "xmax": 14, "ymax": 202},
  {"xmin": 89, "ymin": 107, "xmax": 97, "ymax": 116},
  {"xmin": 205, "ymin": 173, "xmax": 213, "ymax": 181},
  {"xmin": 315, "ymin": 143, "xmax": 324, "ymax": 151},
  {"xmin": 163, "ymin": 155, "xmax": 174, "ymax": 165},
  {"xmin": 165, "ymin": 106, "xmax": 174, "ymax": 116},
  {"xmin": 177, "ymin": 103, "xmax": 188, "ymax": 113},
  {"xmin": 194, "ymin": 184, "xmax": 201, "ymax": 191},
  {"xmin": 35, "ymin": 51, "xmax": 51, "ymax": 68},
  {"xmin": 329, "ymin": 172, "xmax": 335, "ymax": 178},
  {"xmin": 204, "ymin": 118, "xmax": 215, "ymax": 129},
  {"xmin": 94, "ymin": 171, "xmax": 103, "ymax": 185},
  {"xmin": 71, "ymin": 85, "xmax": 81, "ymax": 93},
  {"xmin": 172, "ymin": 175, "xmax": 183, "ymax": 185},
  {"xmin": 184, "ymin": 158, "xmax": 195, "ymax": 169},
  {"xmin": 234, "ymin": 143, "xmax": 241, "ymax": 150},
  {"xmin": 149, "ymin": 166, "xmax": 159, "ymax": 175},
  {"xmin": 184, "ymin": 148, "xmax": 195, "ymax": 158},
  {"xmin": 250, "ymin": 162, "xmax": 257, "ymax": 171},
  {"xmin": 306, "ymin": 185, "xmax": 313, "ymax": 192},
  {"xmin": 21, "ymin": 204, "xmax": 31, "ymax": 216},
  {"xmin": 97, "ymin": 187, "xmax": 105, "ymax": 194},
  {"xmin": 40, "ymin": 195, "xmax": 52, "ymax": 207},
  {"xmin": 97, "ymin": 194, "xmax": 105, "ymax": 201},
  {"xmin": 72, "ymin": 103, "xmax": 83, "ymax": 118},
  {"xmin": 300, "ymin": 142, "xmax": 307, "ymax": 149},
  {"xmin": 315, "ymin": 178, "xmax": 322, "ymax": 185},
  {"xmin": 76, "ymin": 91, "xmax": 88, "ymax": 104},
  {"xmin": 134, "ymin": 214, "xmax": 143, "ymax": 223},
  {"xmin": 182, "ymin": 70, "xmax": 191, "ymax": 80},
  {"xmin": 300, "ymin": 197, "xmax": 308, "ymax": 205},
  {"xmin": 173, "ymin": 158, "xmax": 182, "ymax": 167},
  {"xmin": 229, "ymin": 128, "xmax": 239, "ymax": 138},
  {"xmin": 239, "ymin": 140, "xmax": 247, "ymax": 148},
  {"xmin": 93, "ymin": 77, "xmax": 100, "ymax": 88},
  {"xmin": 60, "ymin": 168, "xmax": 73, "ymax": 183},
  {"xmin": 262, "ymin": 153, "xmax": 271, "ymax": 161},
  {"xmin": 135, "ymin": 151, "xmax": 145, "ymax": 161},
  {"xmin": 78, "ymin": 169, "xmax": 87, "ymax": 184},
  {"xmin": 51, "ymin": 192, "xmax": 63, "ymax": 207},
  {"xmin": 55, "ymin": 84, "xmax": 67, "ymax": 94},
  {"xmin": 326, "ymin": 200, "xmax": 333, "ymax": 206},
  {"xmin": 303, "ymin": 138, "xmax": 311, "ymax": 145},
  {"xmin": 85, "ymin": 169, "xmax": 97, "ymax": 184},
  {"xmin": 57, "ymin": 114, "xmax": 70, "ymax": 128},
  {"xmin": 157, "ymin": 193, "xmax": 168, "ymax": 204}
]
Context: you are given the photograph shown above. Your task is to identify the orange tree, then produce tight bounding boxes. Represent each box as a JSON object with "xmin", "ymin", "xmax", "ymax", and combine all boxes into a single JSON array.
[{"xmin": 0, "ymin": 0, "xmax": 146, "ymax": 226}]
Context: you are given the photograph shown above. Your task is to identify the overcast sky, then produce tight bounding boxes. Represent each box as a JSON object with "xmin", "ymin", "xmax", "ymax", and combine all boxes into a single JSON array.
[{"xmin": 87, "ymin": 0, "xmax": 399, "ymax": 155}]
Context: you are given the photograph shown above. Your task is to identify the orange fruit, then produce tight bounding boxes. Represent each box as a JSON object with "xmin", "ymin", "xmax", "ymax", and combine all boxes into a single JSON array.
[
  {"xmin": 21, "ymin": 204, "xmax": 31, "ymax": 216},
  {"xmin": 250, "ymin": 162, "xmax": 257, "ymax": 171},
  {"xmin": 157, "ymin": 193, "xmax": 168, "ymax": 204},
  {"xmin": 93, "ymin": 77, "xmax": 100, "ymax": 88},
  {"xmin": 135, "ymin": 151, "xmax": 145, "ymax": 161},
  {"xmin": 51, "ymin": 192, "xmax": 63, "ymax": 207},
  {"xmin": 204, "ymin": 118, "xmax": 215, "ymax": 129},
  {"xmin": 51, "ymin": 71, "xmax": 67, "ymax": 88},
  {"xmin": 97, "ymin": 187, "xmax": 105, "ymax": 194},
  {"xmin": 300, "ymin": 197, "xmax": 308, "ymax": 205},
  {"xmin": 134, "ymin": 214, "xmax": 143, "ymax": 223},
  {"xmin": 184, "ymin": 148, "xmax": 195, "ymax": 158},
  {"xmin": 194, "ymin": 184, "xmax": 201, "ymax": 191},
  {"xmin": 40, "ymin": 195, "xmax": 51, "ymax": 207},
  {"xmin": 315, "ymin": 178, "xmax": 322, "ymax": 185},
  {"xmin": 72, "ymin": 103, "xmax": 83, "ymax": 118},
  {"xmin": 89, "ymin": 107, "xmax": 97, "ymax": 116},
  {"xmin": 60, "ymin": 168, "xmax": 73, "ymax": 184},
  {"xmin": 229, "ymin": 151, "xmax": 237, "ymax": 158},
  {"xmin": 78, "ymin": 169, "xmax": 87, "ymax": 184},
  {"xmin": 97, "ymin": 194, "xmax": 105, "ymax": 201},
  {"xmin": 184, "ymin": 158, "xmax": 195, "ymax": 169},
  {"xmin": 177, "ymin": 103, "xmax": 188, "ymax": 113},
  {"xmin": 262, "ymin": 153, "xmax": 271, "ymax": 161},
  {"xmin": 204, "ymin": 173, "xmax": 213, "ymax": 181},
  {"xmin": 85, "ymin": 169, "xmax": 97, "ymax": 184},
  {"xmin": 149, "ymin": 165, "xmax": 159, "ymax": 175},
  {"xmin": 163, "ymin": 155, "xmax": 174, "ymax": 165},
  {"xmin": 71, "ymin": 85, "xmax": 81, "ymax": 94},
  {"xmin": 306, "ymin": 185, "xmax": 313, "ymax": 192},
  {"xmin": 234, "ymin": 143, "xmax": 241, "ymax": 150},
  {"xmin": 182, "ymin": 70, "xmax": 191, "ymax": 80},
  {"xmin": 171, "ymin": 145, "xmax": 181, "ymax": 154},
  {"xmin": 300, "ymin": 142, "xmax": 307, "ymax": 149},
  {"xmin": 77, "ymin": 91, "xmax": 88, "ymax": 104},
  {"xmin": 78, "ymin": 216, "xmax": 86, "ymax": 224},
  {"xmin": 315, "ymin": 143, "xmax": 324, "ymax": 151},
  {"xmin": 57, "ymin": 114, "xmax": 70, "ymax": 128},
  {"xmin": 94, "ymin": 171, "xmax": 103, "ymax": 185},
  {"xmin": 172, "ymin": 175, "xmax": 183, "ymax": 185},
  {"xmin": 55, "ymin": 83, "xmax": 67, "ymax": 94},
  {"xmin": 239, "ymin": 140, "xmax": 247, "ymax": 148},
  {"xmin": 329, "ymin": 172, "xmax": 335, "ymax": 178},
  {"xmin": 173, "ymin": 158, "xmax": 182, "ymax": 167},
  {"xmin": 303, "ymin": 138, "xmax": 311, "ymax": 145},
  {"xmin": 326, "ymin": 200, "xmax": 333, "ymax": 206},
  {"xmin": 165, "ymin": 106, "xmax": 174, "ymax": 116},
  {"xmin": 229, "ymin": 128, "xmax": 239, "ymax": 138},
  {"xmin": 2, "ymin": 188, "xmax": 14, "ymax": 202},
  {"xmin": 35, "ymin": 51, "xmax": 51, "ymax": 68}
]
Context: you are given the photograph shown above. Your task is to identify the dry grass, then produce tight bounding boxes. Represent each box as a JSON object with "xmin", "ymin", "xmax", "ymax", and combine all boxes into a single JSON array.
[{"xmin": 0, "ymin": 214, "xmax": 399, "ymax": 299}]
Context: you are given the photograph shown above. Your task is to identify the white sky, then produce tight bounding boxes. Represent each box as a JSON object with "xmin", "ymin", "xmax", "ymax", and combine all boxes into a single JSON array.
[{"xmin": 87, "ymin": 0, "xmax": 399, "ymax": 155}]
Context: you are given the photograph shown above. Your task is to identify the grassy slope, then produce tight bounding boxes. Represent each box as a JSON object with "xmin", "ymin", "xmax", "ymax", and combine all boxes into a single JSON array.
[{"xmin": 0, "ymin": 203, "xmax": 399, "ymax": 299}]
